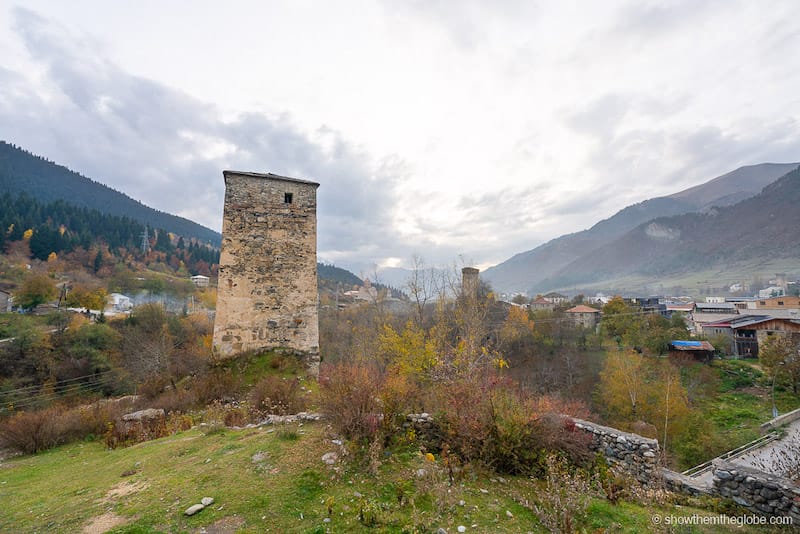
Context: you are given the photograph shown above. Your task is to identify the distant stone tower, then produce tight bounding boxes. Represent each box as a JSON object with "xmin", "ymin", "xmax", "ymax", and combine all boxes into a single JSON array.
[
  {"xmin": 213, "ymin": 170, "xmax": 320, "ymax": 374},
  {"xmin": 462, "ymin": 267, "xmax": 480, "ymax": 300}
]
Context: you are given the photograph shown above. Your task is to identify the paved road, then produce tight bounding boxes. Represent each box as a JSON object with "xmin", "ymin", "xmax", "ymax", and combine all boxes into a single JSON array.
[
  {"xmin": 691, "ymin": 419, "xmax": 800, "ymax": 486},
  {"xmin": 729, "ymin": 419, "xmax": 800, "ymax": 479}
]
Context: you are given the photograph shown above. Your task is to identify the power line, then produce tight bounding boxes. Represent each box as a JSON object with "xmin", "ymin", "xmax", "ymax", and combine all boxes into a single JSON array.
[
  {"xmin": 0, "ymin": 375, "xmax": 116, "ymax": 407},
  {"xmin": 0, "ymin": 370, "xmax": 115, "ymax": 398}
]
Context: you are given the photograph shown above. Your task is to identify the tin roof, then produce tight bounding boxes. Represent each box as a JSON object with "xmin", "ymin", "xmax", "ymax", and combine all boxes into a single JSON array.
[
  {"xmin": 670, "ymin": 340, "xmax": 715, "ymax": 351},
  {"xmin": 566, "ymin": 305, "xmax": 601, "ymax": 314}
]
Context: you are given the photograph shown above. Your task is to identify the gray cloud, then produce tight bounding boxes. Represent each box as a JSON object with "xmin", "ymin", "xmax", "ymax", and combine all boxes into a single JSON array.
[
  {"xmin": 0, "ymin": 7, "xmax": 406, "ymax": 271},
  {"xmin": 565, "ymin": 92, "xmax": 800, "ymax": 206}
]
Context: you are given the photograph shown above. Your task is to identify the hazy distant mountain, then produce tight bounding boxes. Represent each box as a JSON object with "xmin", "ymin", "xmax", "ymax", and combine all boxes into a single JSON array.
[
  {"xmin": 483, "ymin": 162, "xmax": 799, "ymax": 293},
  {"xmin": 0, "ymin": 141, "xmax": 221, "ymax": 246},
  {"xmin": 536, "ymin": 165, "xmax": 800, "ymax": 291}
]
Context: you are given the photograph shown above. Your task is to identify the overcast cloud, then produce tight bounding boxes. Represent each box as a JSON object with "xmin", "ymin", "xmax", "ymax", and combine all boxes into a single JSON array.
[{"xmin": 1, "ymin": 1, "xmax": 799, "ymax": 274}]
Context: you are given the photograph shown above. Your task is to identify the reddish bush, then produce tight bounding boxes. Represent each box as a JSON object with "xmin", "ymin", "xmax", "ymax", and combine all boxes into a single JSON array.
[
  {"xmin": 424, "ymin": 373, "xmax": 594, "ymax": 476},
  {"xmin": 319, "ymin": 362, "xmax": 382, "ymax": 443},
  {"xmin": 0, "ymin": 399, "xmax": 135, "ymax": 454}
]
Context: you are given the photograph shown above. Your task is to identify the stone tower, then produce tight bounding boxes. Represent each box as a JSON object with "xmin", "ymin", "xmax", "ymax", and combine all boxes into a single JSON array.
[
  {"xmin": 461, "ymin": 267, "xmax": 480, "ymax": 300},
  {"xmin": 213, "ymin": 171, "xmax": 320, "ymax": 372}
]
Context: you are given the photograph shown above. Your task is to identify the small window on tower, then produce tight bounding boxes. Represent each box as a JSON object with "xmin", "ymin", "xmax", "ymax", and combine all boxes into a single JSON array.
[{"xmin": 284, "ymin": 192, "xmax": 293, "ymax": 204}]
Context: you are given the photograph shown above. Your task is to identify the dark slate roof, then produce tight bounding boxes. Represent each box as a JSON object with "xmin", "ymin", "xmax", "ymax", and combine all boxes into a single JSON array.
[{"xmin": 223, "ymin": 170, "xmax": 320, "ymax": 187}]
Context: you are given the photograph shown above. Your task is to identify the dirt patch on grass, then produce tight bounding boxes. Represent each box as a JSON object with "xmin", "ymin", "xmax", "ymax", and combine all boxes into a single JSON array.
[
  {"xmin": 195, "ymin": 515, "xmax": 246, "ymax": 533},
  {"xmin": 82, "ymin": 511, "xmax": 127, "ymax": 533},
  {"xmin": 100, "ymin": 480, "xmax": 149, "ymax": 503}
]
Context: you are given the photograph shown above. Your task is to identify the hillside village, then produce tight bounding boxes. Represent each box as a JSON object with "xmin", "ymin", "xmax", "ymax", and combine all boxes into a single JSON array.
[{"xmin": 1, "ymin": 153, "xmax": 800, "ymax": 531}]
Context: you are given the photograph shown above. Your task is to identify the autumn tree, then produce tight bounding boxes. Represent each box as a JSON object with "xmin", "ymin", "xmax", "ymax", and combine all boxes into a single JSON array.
[
  {"xmin": 406, "ymin": 255, "xmax": 437, "ymax": 327},
  {"xmin": 598, "ymin": 350, "xmax": 649, "ymax": 421},
  {"xmin": 499, "ymin": 305, "xmax": 535, "ymax": 354},
  {"xmin": 378, "ymin": 320, "xmax": 438, "ymax": 377},
  {"xmin": 598, "ymin": 351, "xmax": 691, "ymax": 455},
  {"xmin": 760, "ymin": 334, "xmax": 800, "ymax": 394},
  {"xmin": 14, "ymin": 273, "xmax": 56, "ymax": 310}
]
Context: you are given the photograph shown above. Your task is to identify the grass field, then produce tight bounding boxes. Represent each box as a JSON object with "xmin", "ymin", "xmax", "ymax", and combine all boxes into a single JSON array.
[{"xmin": 1, "ymin": 420, "xmax": 793, "ymax": 533}]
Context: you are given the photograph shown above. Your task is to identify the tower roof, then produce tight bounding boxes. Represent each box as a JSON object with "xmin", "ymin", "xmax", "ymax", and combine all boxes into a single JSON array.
[{"xmin": 223, "ymin": 170, "xmax": 320, "ymax": 187}]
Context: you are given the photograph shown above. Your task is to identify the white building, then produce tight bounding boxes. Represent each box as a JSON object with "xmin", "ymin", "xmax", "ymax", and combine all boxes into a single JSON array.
[
  {"xmin": 107, "ymin": 293, "xmax": 133, "ymax": 312},
  {"xmin": 758, "ymin": 286, "xmax": 785, "ymax": 298},
  {"xmin": 191, "ymin": 275, "xmax": 210, "ymax": 288}
]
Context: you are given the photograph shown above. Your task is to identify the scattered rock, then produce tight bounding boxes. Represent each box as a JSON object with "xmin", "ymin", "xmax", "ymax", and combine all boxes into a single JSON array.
[
  {"xmin": 479, "ymin": 489, "xmax": 488, "ymax": 494},
  {"xmin": 506, "ymin": 510, "xmax": 513, "ymax": 518},
  {"xmin": 458, "ymin": 500, "xmax": 466, "ymax": 506},
  {"xmin": 252, "ymin": 451, "xmax": 269, "ymax": 463},
  {"xmin": 457, "ymin": 526, "xmax": 467, "ymax": 533},
  {"xmin": 437, "ymin": 528, "xmax": 448, "ymax": 534},
  {"xmin": 322, "ymin": 452, "xmax": 338, "ymax": 465},
  {"xmin": 201, "ymin": 497, "xmax": 214, "ymax": 506},
  {"xmin": 353, "ymin": 491, "xmax": 362, "ymax": 498},
  {"xmin": 184, "ymin": 504, "xmax": 205, "ymax": 516},
  {"xmin": 416, "ymin": 468, "xmax": 427, "ymax": 478}
]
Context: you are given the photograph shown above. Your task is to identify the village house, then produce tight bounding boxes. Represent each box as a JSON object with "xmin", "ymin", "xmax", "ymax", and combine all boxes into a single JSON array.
[
  {"xmin": 668, "ymin": 340, "xmax": 716, "ymax": 362},
  {"xmin": 690, "ymin": 302, "xmax": 738, "ymax": 334},
  {"xmin": 542, "ymin": 292, "xmax": 569, "ymax": 305},
  {"xmin": 191, "ymin": 274, "xmax": 210, "ymax": 288},
  {"xmin": 701, "ymin": 315, "xmax": 800, "ymax": 358},
  {"xmin": 565, "ymin": 304, "xmax": 601, "ymax": 329},
  {"xmin": 0, "ymin": 286, "xmax": 12, "ymax": 312},
  {"xmin": 343, "ymin": 279, "xmax": 378, "ymax": 302},
  {"xmin": 107, "ymin": 293, "xmax": 133, "ymax": 313},
  {"xmin": 529, "ymin": 296, "xmax": 556, "ymax": 311}
]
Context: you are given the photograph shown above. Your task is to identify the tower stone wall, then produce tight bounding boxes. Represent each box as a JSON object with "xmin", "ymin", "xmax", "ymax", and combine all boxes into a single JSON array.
[
  {"xmin": 461, "ymin": 267, "xmax": 480, "ymax": 300},
  {"xmin": 212, "ymin": 171, "xmax": 320, "ymax": 372}
]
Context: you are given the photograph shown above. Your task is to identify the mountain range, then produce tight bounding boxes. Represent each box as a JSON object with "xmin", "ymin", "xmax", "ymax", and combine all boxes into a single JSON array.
[
  {"xmin": 482, "ymin": 162, "xmax": 800, "ymax": 295},
  {"xmin": 0, "ymin": 142, "xmax": 221, "ymax": 246}
]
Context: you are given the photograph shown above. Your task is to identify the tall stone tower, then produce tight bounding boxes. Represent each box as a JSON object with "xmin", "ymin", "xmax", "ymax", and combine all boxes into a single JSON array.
[
  {"xmin": 213, "ymin": 171, "xmax": 320, "ymax": 372},
  {"xmin": 461, "ymin": 267, "xmax": 480, "ymax": 300}
]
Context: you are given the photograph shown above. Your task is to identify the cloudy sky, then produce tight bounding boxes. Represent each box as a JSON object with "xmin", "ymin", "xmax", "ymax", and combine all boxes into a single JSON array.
[{"xmin": 1, "ymin": 1, "xmax": 799, "ymax": 274}]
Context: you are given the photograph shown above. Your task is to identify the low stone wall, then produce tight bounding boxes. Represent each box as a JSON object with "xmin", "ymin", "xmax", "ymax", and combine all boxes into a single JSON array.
[
  {"xmin": 405, "ymin": 413, "xmax": 440, "ymax": 447},
  {"xmin": 404, "ymin": 413, "xmax": 661, "ymax": 486},
  {"xmin": 713, "ymin": 460, "xmax": 800, "ymax": 520},
  {"xmin": 760, "ymin": 407, "xmax": 800, "ymax": 434},
  {"xmin": 571, "ymin": 418, "xmax": 661, "ymax": 486},
  {"xmin": 662, "ymin": 469, "xmax": 712, "ymax": 496}
]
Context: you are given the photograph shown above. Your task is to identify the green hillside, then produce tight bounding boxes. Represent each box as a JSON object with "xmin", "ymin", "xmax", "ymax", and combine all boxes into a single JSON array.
[{"xmin": 0, "ymin": 142, "xmax": 221, "ymax": 246}]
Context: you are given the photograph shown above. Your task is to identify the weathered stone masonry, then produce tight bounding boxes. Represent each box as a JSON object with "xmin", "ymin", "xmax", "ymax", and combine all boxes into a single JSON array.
[{"xmin": 212, "ymin": 171, "xmax": 320, "ymax": 373}]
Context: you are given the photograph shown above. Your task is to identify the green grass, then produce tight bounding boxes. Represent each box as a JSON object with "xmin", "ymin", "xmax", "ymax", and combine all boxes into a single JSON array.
[{"xmin": 1, "ymin": 422, "xmax": 788, "ymax": 533}]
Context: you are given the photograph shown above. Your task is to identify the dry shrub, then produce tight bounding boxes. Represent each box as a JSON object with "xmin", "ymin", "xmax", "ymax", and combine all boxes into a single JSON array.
[
  {"xmin": 248, "ymin": 376, "xmax": 306, "ymax": 417},
  {"xmin": 319, "ymin": 362, "xmax": 382, "ymax": 443},
  {"xmin": 223, "ymin": 405, "xmax": 249, "ymax": 427},
  {"xmin": 104, "ymin": 409, "xmax": 167, "ymax": 449},
  {"xmin": 427, "ymin": 375, "xmax": 496, "ymax": 463},
  {"xmin": 0, "ymin": 400, "xmax": 133, "ymax": 454},
  {"xmin": 426, "ymin": 373, "xmax": 594, "ymax": 476},
  {"xmin": 166, "ymin": 412, "xmax": 194, "ymax": 433},
  {"xmin": 379, "ymin": 372, "xmax": 419, "ymax": 436},
  {"xmin": 193, "ymin": 369, "xmax": 243, "ymax": 404},
  {"xmin": 0, "ymin": 406, "xmax": 70, "ymax": 454},
  {"xmin": 137, "ymin": 375, "xmax": 170, "ymax": 399},
  {"xmin": 148, "ymin": 387, "xmax": 198, "ymax": 415},
  {"xmin": 530, "ymin": 454, "xmax": 593, "ymax": 534},
  {"xmin": 268, "ymin": 352, "xmax": 303, "ymax": 373}
]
